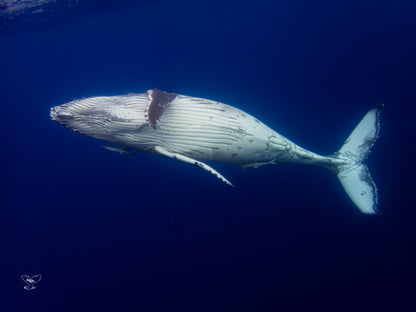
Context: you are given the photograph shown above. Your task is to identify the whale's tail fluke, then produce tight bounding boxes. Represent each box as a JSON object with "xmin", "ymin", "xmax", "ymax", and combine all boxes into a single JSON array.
[{"xmin": 332, "ymin": 105, "xmax": 383, "ymax": 214}]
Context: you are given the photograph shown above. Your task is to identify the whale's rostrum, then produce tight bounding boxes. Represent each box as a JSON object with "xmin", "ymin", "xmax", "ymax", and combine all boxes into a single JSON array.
[{"xmin": 50, "ymin": 89, "xmax": 382, "ymax": 214}]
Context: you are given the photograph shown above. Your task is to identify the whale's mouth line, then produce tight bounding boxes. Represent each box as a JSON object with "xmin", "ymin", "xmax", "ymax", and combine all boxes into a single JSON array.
[
  {"xmin": 50, "ymin": 106, "xmax": 76, "ymax": 129},
  {"xmin": 49, "ymin": 106, "xmax": 57, "ymax": 120}
]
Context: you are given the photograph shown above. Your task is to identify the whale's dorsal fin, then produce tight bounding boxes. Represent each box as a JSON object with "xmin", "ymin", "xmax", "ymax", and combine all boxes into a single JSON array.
[
  {"xmin": 240, "ymin": 159, "xmax": 276, "ymax": 169},
  {"xmin": 154, "ymin": 146, "xmax": 233, "ymax": 186},
  {"xmin": 146, "ymin": 89, "xmax": 176, "ymax": 129}
]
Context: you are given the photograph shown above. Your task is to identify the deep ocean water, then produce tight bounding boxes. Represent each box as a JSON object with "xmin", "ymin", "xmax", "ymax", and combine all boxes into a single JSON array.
[{"xmin": 1, "ymin": 1, "xmax": 415, "ymax": 311}]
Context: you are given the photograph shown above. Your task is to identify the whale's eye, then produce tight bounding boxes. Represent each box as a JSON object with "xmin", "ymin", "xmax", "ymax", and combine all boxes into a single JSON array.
[{"xmin": 56, "ymin": 113, "xmax": 73, "ymax": 121}]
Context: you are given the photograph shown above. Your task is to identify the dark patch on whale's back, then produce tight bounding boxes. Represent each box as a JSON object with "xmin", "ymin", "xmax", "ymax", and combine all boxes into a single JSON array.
[{"xmin": 146, "ymin": 89, "xmax": 176, "ymax": 129}]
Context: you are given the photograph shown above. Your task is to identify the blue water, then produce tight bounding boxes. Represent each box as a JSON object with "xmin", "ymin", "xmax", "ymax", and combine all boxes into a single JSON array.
[{"xmin": 1, "ymin": 1, "xmax": 415, "ymax": 311}]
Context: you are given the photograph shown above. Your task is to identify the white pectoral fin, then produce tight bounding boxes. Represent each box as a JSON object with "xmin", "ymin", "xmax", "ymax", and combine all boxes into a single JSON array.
[
  {"xmin": 154, "ymin": 146, "xmax": 233, "ymax": 186},
  {"xmin": 102, "ymin": 145, "xmax": 128, "ymax": 154},
  {"xmin": 102, "ymin": 145, "xmax": 136, "ymax": 156}
]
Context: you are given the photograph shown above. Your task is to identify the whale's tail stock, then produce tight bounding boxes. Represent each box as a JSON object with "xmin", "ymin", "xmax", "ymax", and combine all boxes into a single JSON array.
[{"xmin": 330, "ymin": 105, "xmax": 383, "ymax": 214}]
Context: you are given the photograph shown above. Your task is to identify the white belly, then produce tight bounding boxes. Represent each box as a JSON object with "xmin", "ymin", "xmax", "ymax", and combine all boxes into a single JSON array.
[{"xmin": 114, "ymin": 95, "xmax": 295, "ymax": 165}]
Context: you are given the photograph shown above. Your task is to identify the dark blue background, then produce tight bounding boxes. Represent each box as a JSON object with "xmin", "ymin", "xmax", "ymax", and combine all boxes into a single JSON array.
[{"xmin": 1, "ymin": 0, "xmax": 415, "ymax": 311}]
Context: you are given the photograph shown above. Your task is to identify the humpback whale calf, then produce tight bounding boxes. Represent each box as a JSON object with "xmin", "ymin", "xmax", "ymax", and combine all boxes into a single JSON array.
[{"xmin": 50, "ymin": 89, "xmax": 382, "ymax": 214}]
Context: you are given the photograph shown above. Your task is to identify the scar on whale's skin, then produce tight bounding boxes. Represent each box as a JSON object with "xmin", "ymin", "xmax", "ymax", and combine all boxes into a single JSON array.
[{"xmin": 146, "ymin": 89, "xmax": 177, "ymax": 129}]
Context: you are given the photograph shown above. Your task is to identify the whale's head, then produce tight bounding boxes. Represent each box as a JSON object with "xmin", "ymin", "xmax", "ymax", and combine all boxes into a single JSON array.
[
  {"xmin": 50, "ymin": 96, "xmax": 144, "ymax": 141},
  {"xmin": 50, "ymin": 97, "xmax": 110, "ymax": 139}
]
